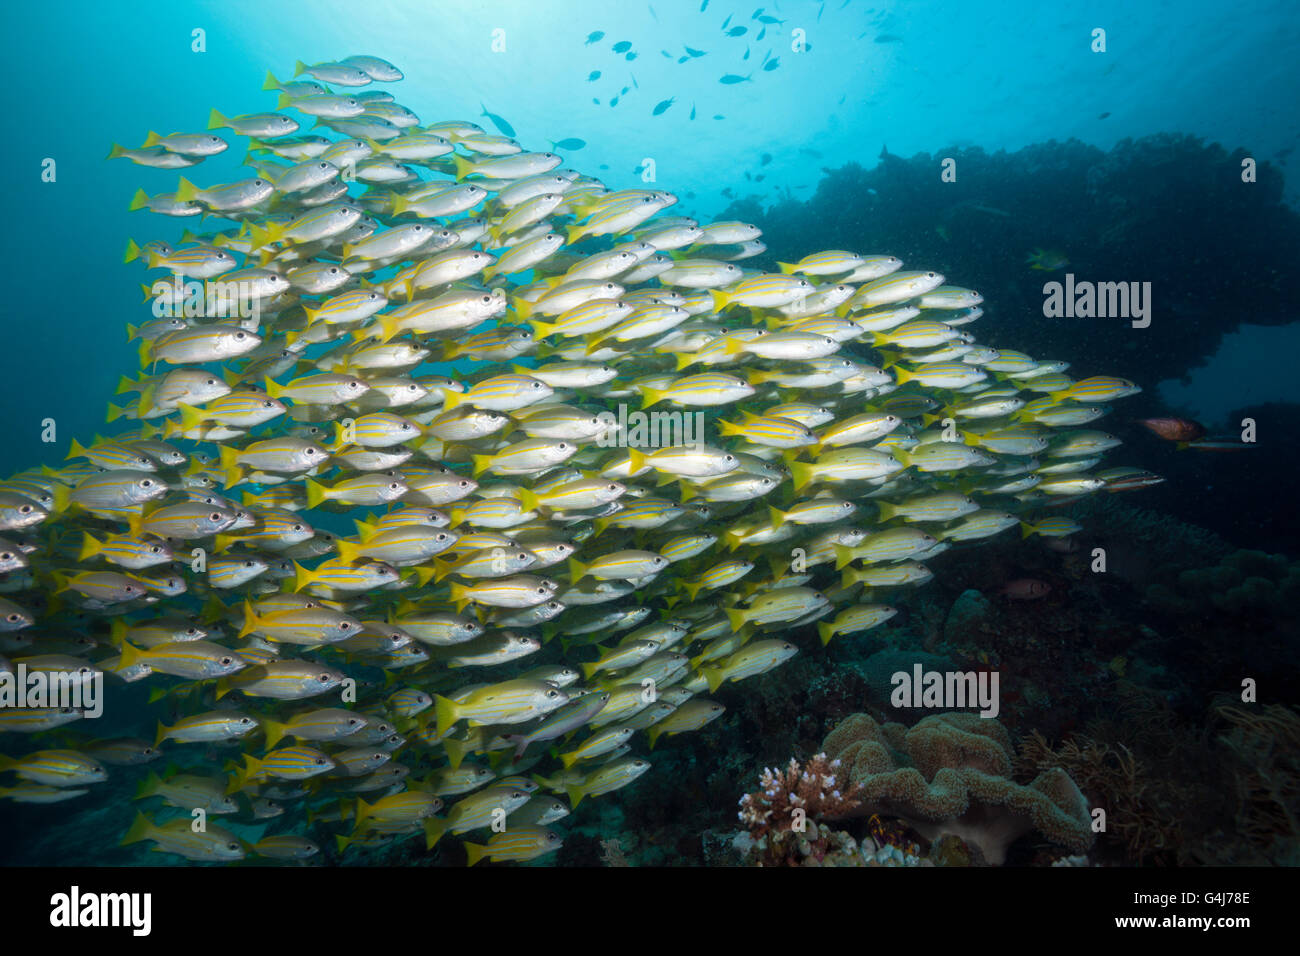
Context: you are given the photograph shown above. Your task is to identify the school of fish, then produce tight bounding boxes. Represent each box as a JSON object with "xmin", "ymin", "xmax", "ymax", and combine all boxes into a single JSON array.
[{"xmin": 0, "ymin": 55, "xmax": 1162, "ymax": 866}]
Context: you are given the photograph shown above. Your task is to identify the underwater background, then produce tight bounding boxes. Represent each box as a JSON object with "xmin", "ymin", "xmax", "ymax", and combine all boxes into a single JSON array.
[{"xmin": 1, "ymin": 0, "xmax": 1297, "ymax": 866}]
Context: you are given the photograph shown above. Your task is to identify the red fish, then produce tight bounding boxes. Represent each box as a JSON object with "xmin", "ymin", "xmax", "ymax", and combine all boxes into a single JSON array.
[
  {"xmin": 999, "ymin": 579, "xmax": 1050, "ymax": 600},
  {"xmin": 1135, "ymin": 417, "xmax": 1204, "ymax": 442}
]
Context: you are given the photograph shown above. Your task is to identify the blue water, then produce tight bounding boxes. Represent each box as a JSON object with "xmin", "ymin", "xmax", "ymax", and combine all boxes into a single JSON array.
[{"xmin": 5, "ymin": 0, "xmax": 1297, "ymax": 477}]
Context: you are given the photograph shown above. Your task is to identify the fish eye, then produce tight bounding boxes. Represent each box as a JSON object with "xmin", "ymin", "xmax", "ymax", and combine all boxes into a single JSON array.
[
  {"xmin": 220, "ymin": 656, "xmax": 233, "ymax": 665},
  {"xmin": 5, "ymin": 613, "xmax": 19, "ymax": 622},
  {"xmin": 210, "ymin": 512, "xmax": 222, "ymax": 520},
  {"xmin": 305, "ymin": 448, "xmax": 317, "ymax": 456},
  {"xmin": 317, "ymin": 673, "xmax": 332, "ymax": 683},
  {"xmin": 18, "ymin": 504, "xmax": 32, "ymax": 513},
  {"xmin": 240, "ymin": 717, "xmax": 253, "ymax": 725}
]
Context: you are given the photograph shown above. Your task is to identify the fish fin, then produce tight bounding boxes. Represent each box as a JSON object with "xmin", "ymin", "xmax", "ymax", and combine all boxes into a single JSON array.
[
  {"xmin": 701, "ymin": 664, "xmax": 724, "ymax": 694},
  {"xmin": 638, "ymin": 386, "xmax": 666, "ymax": 409},
  {"xmin": 173, "ymin": 176, "xmax": 201, "ymax": 203},
  {"xmin": 118, "ymin": 640, "xmax": 143, "ymax": 670},
  {"xmin": 237, "ymin": 600, "xmax": 259, "ymax": 639},
  {"xmin": 333, "ymin": 537, "xmax": 362, "ymax": 565},
  {"xmin": 304, "ymin": 478, "xmax": 328, "ymax": 510},
  {"xmin": 433, "ymin": 695, "xmax": 458, "ymax": 738},
  {"xmin": 423, "ymin": 817, "xmax": 448, "ymax": 850},
  {"xmin": 177, "ymin": 403, "xmax": 206, "ymax": 432},
  {"xmin": 353, "ymin": 795, "xmax": 374, "ymax": 829},
  {"xmin": 450, "ymin": 154, "xmax": 476, "ymax": 180},
  {"xmin": 76, "ymin": 533, "xmax": 101, "ymax": 562},
  {"xmin": 788, "ymin": 461, "xmax": 814, "ymax": 492},
  {"xmin": 292, "ymin": 562, "xmax": 317, "ymax": 593},
  {"xmin": 119, "ymin": 811, "xmax": 155, "ymax": 847},
  {"xmin": 215, "ymin": 445, "xmax": 241, "ymax": 486}
]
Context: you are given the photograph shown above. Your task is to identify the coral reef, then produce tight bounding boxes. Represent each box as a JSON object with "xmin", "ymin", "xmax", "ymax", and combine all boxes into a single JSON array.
[
  {"xmin": 736, "ymin": 753, "xmax": 862, "ymax": 865},
  {"xmin": 1214, "ymin": 702, "xmax": 1300, "ymax": 864},
  {"xmin": 1016, "ymin": 728, "xmax": 1183, "ymax": 865},
  {"xmin": 1015, "ymin": 684, "xmax": 1300, "ymax": 866},
  {"xmin": 1145, "ymin": 549, "xmax": 1300, "ymax": 618},
  {"xmin": 598, "ymin": 838, "xmax": 630, "ymax": 867},
  {"xmin": 819, "ymin": 712, "xmax": 1095, "ymax": 864},
  {"xmin": 943, "ymin": 589, "xmax": 997, "ymax": 645},
  {"xmin": 720, "ymin": 134, "xmax": 1300, "ymax": 390}
]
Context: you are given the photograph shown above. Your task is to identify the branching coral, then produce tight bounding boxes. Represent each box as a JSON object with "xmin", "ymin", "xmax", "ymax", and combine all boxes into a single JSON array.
[
  {"xmin": 736, "ymin": 753, "xmax": 863, "ymax": 865},
  {"xmin": 739, "ymin": 753, "xmax": 862, "ymax": 836},
  {"xmin": 1015, "ymin": 730, "xmax": 1181, "ymax": 865},
  {"xmin": 1214, "ymin": 703, "xmax": 1300, "ymax": 860},
  {"xmin": 598, "ymin": 838, "xmax": 630, "ymax": 867},
  {"xmin": 1016, "ymin": 683, "xmax": 1274, "ymax": 865}
]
